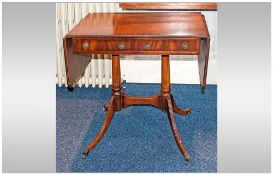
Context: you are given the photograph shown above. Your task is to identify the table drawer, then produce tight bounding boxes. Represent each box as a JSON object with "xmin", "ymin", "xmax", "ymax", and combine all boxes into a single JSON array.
[
  {"xmin": 136, "ymin": 38, "xmax": 200, "ymax": 54},
  {"xmin": 73, "ymin": 39, "xmax": 134, "ymax": 52}
]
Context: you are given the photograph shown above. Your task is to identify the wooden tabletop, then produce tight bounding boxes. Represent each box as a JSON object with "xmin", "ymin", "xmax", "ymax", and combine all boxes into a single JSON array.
[
  {"xmin": 120, "ymin": 3, "xmax": 217, "ymax": 11},
  {"xmin": 66, "ymin": 12, "xmax": 209, "ymax": 38}
]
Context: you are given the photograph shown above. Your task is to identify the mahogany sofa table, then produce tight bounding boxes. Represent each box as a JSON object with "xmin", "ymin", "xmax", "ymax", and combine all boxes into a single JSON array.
[{"xmin": 64, "ymin": 12, "xmax": 210, "ymax": 164}]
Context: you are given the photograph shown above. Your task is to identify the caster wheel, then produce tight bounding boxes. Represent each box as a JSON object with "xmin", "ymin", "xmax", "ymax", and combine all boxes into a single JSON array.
[
  {"xmin": 82, "ymin": 148, "xmax": 89, "ymax": 159},
  {"xmin": 67, "ymin": 86, "xmax": 74, "ymax": 92},
  {"xmin": 103, "ymin": 104, "xmax": 108, "ymax": 111},
  {"xmin": 184, "ymin": 153, "xmax": 190, "ymax": 165},
  {"xmin": 184, "ymin": 160, "xmax": 189, "ymax": 166},
  {"xmin": 82, "ymin": 153, "xmax": 87, "ymax": 159}
]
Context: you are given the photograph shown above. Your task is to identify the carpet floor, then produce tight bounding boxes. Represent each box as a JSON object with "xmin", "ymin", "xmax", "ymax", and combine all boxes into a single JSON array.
[{"xmin": 56, "ymin": 83, "xmax": 217, "ymax": 172}]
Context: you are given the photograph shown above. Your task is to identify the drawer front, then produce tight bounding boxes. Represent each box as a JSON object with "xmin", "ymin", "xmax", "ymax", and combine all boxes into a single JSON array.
[
  {"xmin": 136, "ymin": 39, "xmax": 200, "ymax": 54},
  {"xmin": 72, "ymin": 38, "xmax": 200, "ymax": 54},
  {"xmin": 73, "ymin": 39, "xmax": 134, "ymax": 52}
]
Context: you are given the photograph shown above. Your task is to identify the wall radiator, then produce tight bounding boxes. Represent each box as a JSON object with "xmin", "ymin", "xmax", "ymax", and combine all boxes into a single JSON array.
[
  {"xmin": 56, "ymin": 3, "xmax": 121, "ymax": 88},
  {"xmin": 56, "ymin": 3, "xmax": 217, "ymax": 87}
]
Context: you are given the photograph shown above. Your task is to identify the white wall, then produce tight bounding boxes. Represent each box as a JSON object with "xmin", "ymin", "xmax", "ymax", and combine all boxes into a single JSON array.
[{"xmin": 121, "ymin": 58, "xmax": 217, "ymax": 85}]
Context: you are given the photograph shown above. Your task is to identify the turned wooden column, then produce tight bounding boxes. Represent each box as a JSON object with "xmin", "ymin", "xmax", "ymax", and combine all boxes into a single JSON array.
[
  {"xmin": 161, "ymin": 55, "xmax": 171, "ymax": 110},
  {"xmin": 112, "ymin": 55, "xmax": 122, "ymax": 111}
]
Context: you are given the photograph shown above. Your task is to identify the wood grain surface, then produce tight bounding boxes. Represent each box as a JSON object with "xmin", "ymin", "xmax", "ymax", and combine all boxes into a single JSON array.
[
  {"xmin": 120, "ymin": 2, "xmax": 217, "ymax": 11},
  {"xmin": 66, "ymin": 13, "xmax": 209, "ymax": 38}
]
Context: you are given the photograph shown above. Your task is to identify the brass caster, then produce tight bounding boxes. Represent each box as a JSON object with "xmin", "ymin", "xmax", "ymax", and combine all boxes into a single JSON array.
[
  {"xmin": 201, "ymin": 88, "xmax": 205, "ymax": 94},
  {"xmin": 184, "ymin": 153, "xmax": 190, "ymax": 165},
  {"xmin": 103, "ymin": 104, "xmax": 108, "ymax": 111},
  {"xmin": 67, "ymin": 86, "xmax": 74, "ymax": 92},
  {"xmin": 82, "ymin": 148, "xmax": 89, "ymax": 159}
]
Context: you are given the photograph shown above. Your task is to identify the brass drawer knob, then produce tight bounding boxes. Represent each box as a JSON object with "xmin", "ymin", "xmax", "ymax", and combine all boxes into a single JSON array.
[
  {"xmin": 182, "ymin": 42, "xmax": 189, "ymax": 50},
  {"xmin": 118, "ymin": 42, "xmax": 126, "ymax": 49},
  {"xmin": 82, "ymin": 41, "xmax": 89, "ymax": 49},
  {"xmin": 144, "ymin": 43, "xmax": 151, "ymax": 50}
]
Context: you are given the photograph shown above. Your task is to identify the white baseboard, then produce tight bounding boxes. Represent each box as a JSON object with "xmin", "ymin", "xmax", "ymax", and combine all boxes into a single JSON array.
[{"xmin": 120, "ymin": 59, "xmax": 217, "ymax": 84}]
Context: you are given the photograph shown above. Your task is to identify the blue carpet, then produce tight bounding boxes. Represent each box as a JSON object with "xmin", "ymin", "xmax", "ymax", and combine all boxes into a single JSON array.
[{"xmin": 56, "ymin": 83, "xmax": 217, "ymax": 172}]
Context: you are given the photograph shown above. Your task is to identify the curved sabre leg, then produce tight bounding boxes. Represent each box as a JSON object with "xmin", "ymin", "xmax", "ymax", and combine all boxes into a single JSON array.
[
  {"xmin": 166, "ymin": 96, "xmax": 190, "ymax": 164},
  {"xmin": 171, "ymin": 95, "xmax": 192, "ymax": 116},
  {"xmin": 82, "ymin": 96, "xmax": 115, "ymax": 159}
]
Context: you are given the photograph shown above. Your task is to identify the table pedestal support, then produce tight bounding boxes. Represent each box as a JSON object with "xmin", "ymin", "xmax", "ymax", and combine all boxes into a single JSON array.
[{"xmin": 82, "ymin": 55, "xmax": 192, "ymax": 163}]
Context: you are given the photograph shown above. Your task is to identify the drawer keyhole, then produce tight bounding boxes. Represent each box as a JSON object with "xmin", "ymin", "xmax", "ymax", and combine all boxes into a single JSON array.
[
  {"xmin": 182, "ymin": 42, "xmax": 189, "ymax": 50},
  {"xmin": 118, "ymin": 42, "xmax": 126, "ymax": 49},
  {"xmin": 82, "ymin": 41, "xmax": 89, "ymax": 49}
]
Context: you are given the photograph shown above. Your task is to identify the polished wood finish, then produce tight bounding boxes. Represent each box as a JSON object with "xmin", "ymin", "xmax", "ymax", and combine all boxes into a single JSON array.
[
  {"xmin": 161, "ymin": 55, "xmax": 171, "ymax": 94},
  {"xmin": 198, "ymin": 38, "xmax": 211, "ymax": 92},
  {"xmin": 166, "ymin": 96, "xmax": 190, "ymax": 162},
  {"xmin": 82, "ymin": 96, "xmax": 115, "ymax": 159},
  {"xmin": 72, "ymin": 38, "xmax": 200, "ymax": 55},
  {"xmin": 112, "ymin": 55, "xmax": 122, "ymax": 111},
  {"xmin": 64, "ymin": 12, "xmax": 210, "ymax": 89},
  {"xmin": 66, "ymin": 13, "xmax": 209, "ymax": 38},
  {"xmin": 136, "ymin": 38, "xmax": 200, "ymax": 54},
  {"xmin": 63, "ymin": 38, "xmax": 91, "ymax": 88},
  {"xmin": 122, "ymin": 94, "xmax": 162, "ymax": 109},
  {"xmin": 82, "ymin": 55, "xmax": 193, "ymax": 163},
  {"xmin": 171, "ymin": 95, "xmax": 192, "ymax": 115},
  {"xmin": 120, "ymin": 2, "xmax": 217, "ymax": 11},
  {"xmin": 73, "ymin": 38, "xmax": 134, "ymax": 52},
  {"xmin": 63, "ymin": 12, "xmax": 211, "ymax": 164}
]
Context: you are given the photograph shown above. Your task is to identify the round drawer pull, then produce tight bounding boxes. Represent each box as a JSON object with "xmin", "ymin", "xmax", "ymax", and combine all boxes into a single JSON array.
[
  {"xmin": 144, "ymin": 43, "xmax": 151, "ymax": 50},
  {"xmin": 182, "ymin": 42, "xmax": 189, "ymax": 50},
  {"xmin": 82, "ymin": 41, "xmax": 89, "ymax": 49},
  {"xmin": 118, "ymin": 42, "xmax": 126, "ymax": 49}
]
